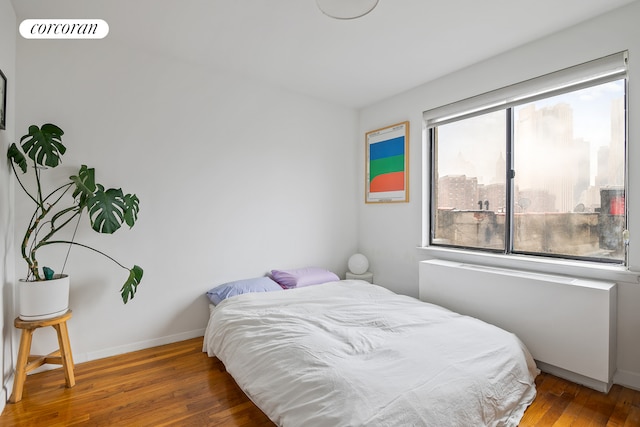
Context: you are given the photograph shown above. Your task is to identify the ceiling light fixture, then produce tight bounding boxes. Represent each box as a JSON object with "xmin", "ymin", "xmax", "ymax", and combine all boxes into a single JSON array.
[{"xmin": 316, "ymin": 0, "xmax": 379, "ymax": 20}]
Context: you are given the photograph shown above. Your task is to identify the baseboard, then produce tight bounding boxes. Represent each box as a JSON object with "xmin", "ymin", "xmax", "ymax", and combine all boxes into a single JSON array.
[
  {"xmin": 536, "ymin": 361, "xmax": 612, "ymax": 393},
  {"xmin": 82, "ymin": 328, "xmax": 206, "ymax": 363},
  {"xmin": 5, "ymin": 329, "xmax": 208, "ymax": 379},
  {"xmin": 2, "ymin": 371, "xmax": 14, "ymax": 407},
  {"xmin": 613, "ymin": 369, "xmax": 640, "ymax": 392}
]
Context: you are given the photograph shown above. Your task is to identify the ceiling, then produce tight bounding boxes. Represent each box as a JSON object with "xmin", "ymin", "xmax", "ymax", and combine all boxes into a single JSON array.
[{"xmin": 10, "ymin": 0, "xmax": 638, "ymax": 109}]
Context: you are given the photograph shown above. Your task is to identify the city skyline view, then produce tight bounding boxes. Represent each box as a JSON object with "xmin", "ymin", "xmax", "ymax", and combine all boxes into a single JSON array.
[{"xmin": 435, "ymin": 79, "xmax": 625, "ymax": 214}]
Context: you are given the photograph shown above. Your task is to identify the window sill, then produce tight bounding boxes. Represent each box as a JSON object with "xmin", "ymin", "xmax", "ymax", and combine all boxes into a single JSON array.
[{"xmin": 417, "ymin": 245, "xmax": 640, "ymax": 284}]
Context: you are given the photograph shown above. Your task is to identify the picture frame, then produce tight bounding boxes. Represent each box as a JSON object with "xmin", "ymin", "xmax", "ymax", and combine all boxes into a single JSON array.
[
  {"xmin": 0, "ymin": 68, "xmax": 6, "ymax": 130},
  {"xmin": 365, "ymin": 121, "xmax": 409, "ymax": 203}
]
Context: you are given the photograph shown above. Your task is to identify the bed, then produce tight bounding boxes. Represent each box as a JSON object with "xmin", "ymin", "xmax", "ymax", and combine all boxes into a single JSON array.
[{"xmin": 203, "ymin": 278, "xmax": 538, "ymax": 427}]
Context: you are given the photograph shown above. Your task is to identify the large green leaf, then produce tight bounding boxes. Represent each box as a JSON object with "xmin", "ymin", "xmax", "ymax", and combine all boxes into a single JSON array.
[
  {"xmin": 87, "ymin": 185, "xmax": 127, "ymax": 234},
  {"xmin": 19, "ymin": 123, "xmax": 66, "ymax": 168},
  {"xmin": 123, "ymin": 194, "xmax": 140, "ymax": 228},
  {"xmin": 7, "ymin": 143, "xmax": 28, "ymax": 173},
  {"xmin": 120, "ymin": 265, "xmax": 143, "ymax": 303},
  {"xmin": 70, "ymin": 165, "xmax": 97, "ymax": 207}
]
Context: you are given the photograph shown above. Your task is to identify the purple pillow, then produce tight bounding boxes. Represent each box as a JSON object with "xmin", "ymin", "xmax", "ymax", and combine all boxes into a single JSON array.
[
  {"xmin": 206, "ymin": 276, "xmax": 283, "ymax": 305},
  {"xmin": 270, "ymin": 267, "xmax": 339, "ymax": 289}
]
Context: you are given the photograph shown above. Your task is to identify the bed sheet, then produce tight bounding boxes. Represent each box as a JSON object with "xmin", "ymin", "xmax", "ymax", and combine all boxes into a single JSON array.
[{"xmin": 204, "ymin": 280, "xmax": 538, "ymax": 427}]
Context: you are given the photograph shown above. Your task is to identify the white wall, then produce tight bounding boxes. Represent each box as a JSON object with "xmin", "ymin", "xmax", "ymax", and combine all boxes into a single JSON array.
[
  {"xmin": 0, "ymin": 0, "xmax": 16, "ymax": 410},
  {"xmin": 359, "ymin": 1, "xmax": 640, "ymax": 390},
  {"xmin": 13, "ymin": 35, "xmax": 359, "ymax": 362}
]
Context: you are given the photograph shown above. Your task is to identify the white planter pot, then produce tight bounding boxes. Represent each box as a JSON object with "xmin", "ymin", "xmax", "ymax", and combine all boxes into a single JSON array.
[{"xmin": 18, "ymin": 274, "xmax": 70, "ymax": 321}]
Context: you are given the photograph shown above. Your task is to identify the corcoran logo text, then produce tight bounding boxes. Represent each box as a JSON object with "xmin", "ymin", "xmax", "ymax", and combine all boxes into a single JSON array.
[{"xmin": 19, "ymin": 19, "xmax": 109, "ymax": 39}]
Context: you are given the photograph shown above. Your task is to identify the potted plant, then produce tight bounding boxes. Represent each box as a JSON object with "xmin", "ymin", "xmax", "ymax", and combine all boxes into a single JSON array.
[{"xmin": 7, "ymin": 123, "xmax": 143, "ymax": 320}]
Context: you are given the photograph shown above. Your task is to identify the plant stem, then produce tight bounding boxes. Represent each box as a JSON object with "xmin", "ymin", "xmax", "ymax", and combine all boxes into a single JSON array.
[
  {"xmin": 22, "ymin": 204, "xmax": 52, "ymax": 281},
  {"xmin": 10, "ymin": 162, "xmax": 38, "ymax": 206},
  {"xmin": 35, "ymin": 162, "xmax": 44, "ymax": 205},
  {"xmin": 39, "ymin": 240, "xmax": 130, "ymax": 271}
]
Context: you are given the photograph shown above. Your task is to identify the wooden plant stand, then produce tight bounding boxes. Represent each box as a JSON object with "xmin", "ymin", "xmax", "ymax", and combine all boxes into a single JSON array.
[{"xmin": 10, "ymin": 310, "xmax": 75, "ymax": 403}]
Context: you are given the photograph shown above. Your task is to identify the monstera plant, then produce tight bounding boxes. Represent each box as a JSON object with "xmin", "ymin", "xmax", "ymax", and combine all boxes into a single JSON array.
[{"xmin": 7, "ymin": 123, "xmax": 143, "ymax": 304}]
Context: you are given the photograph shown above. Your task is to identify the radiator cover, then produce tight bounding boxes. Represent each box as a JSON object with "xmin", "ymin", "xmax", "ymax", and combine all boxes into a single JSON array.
[{"xmin": 419, "ymin": 259, "xmax": 617, "ymax": 391}]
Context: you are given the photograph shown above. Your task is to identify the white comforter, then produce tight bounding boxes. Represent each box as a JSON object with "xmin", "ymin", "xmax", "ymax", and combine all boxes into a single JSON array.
[{"xmin": 204, "ymin": 280, "xmax": 538, "ymax": 427}]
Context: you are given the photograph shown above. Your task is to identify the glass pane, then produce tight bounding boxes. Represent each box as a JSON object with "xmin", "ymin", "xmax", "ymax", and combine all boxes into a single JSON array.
[
  {"xmin": 432, "ymin": 110, "xmax": 506, "ymax": 250},
  {"xmin": 513, "ymin": 79, "xmax": 626, "ymax": 262}
]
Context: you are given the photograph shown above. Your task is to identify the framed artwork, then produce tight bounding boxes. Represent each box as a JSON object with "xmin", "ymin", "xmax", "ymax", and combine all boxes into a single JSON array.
[
  {"xmin": 365, "ymin": 121, "xmax": 409, "ymax": 203},
  {"xmin": 0, "ymin": 68, "xmax": 6, "ymax": 130}
]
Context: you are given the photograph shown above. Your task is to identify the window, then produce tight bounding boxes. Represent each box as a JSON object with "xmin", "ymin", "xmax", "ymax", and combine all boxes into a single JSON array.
[{"xmin": 425, "ymin": 52, "xmax": 628, "ymax": 264}]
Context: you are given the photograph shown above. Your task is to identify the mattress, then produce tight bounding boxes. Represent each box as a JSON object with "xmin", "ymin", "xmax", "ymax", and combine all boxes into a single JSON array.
[{"xmin": 203, "ymin": 280, "xmax": 538, "ymax": 427}]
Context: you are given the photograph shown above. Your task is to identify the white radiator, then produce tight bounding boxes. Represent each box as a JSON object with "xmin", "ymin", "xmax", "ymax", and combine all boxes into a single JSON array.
[{"xmin": 419, "ymin": 259, "xmax": 617, "ymax": 392}]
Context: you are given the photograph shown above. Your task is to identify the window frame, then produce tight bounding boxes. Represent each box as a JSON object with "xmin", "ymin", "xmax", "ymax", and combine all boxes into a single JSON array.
[{"xmin": 423, "ymin": 52, "xmax": 629, "ymax": 266}]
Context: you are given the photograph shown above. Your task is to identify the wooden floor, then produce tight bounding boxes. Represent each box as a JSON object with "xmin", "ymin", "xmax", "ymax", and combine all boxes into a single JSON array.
[{"xmin": 1, "ymin": 337, "xmax": 639, "ymax": 426}]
